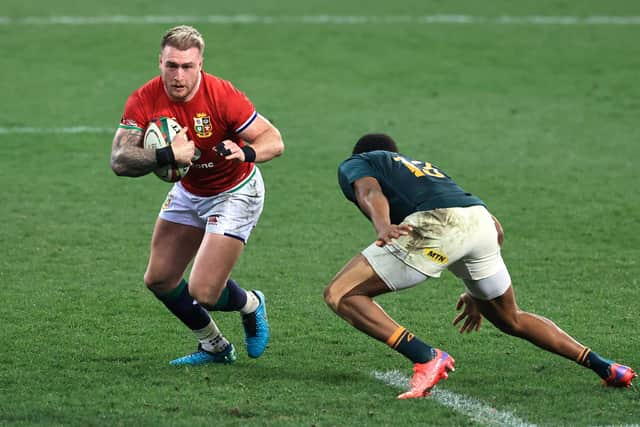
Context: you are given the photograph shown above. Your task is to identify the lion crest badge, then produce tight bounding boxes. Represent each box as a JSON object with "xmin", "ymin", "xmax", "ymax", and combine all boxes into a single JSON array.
[{"xmin": 193, "ymin": 113, "xmax": 213, "ymax": 138}]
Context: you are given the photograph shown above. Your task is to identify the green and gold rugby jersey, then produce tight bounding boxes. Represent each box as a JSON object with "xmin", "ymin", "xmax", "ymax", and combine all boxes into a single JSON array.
[{"xmin": 338, "ymin": 150, "xmax": 485, "ymax": 224}]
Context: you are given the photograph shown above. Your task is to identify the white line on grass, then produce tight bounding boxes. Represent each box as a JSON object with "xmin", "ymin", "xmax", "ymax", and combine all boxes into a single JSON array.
[
  {"xmin": 371, "ymin": 370, "xmax": 537, "ymax": 427},
  {"xmin": 592, "ymin": 425, "xmax": 640, "ymax": 427},
  {"xmin": 0, "ymin": 127, "xmax": 112, "ymax": 135},
  {"xmin": 1, "ymin": 15, "xmax": 640, "ymax": 25}
]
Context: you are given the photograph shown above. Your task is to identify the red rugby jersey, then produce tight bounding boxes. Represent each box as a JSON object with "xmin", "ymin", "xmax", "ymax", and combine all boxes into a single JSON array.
[{"xmin": 119, "ymin": 72, "xmax": 257, "ymax": 196}]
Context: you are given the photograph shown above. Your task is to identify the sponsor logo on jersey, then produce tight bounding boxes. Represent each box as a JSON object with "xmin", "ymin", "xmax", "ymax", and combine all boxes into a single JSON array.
[
  {"xmin": 192, "ymin": 162, "xmax": 215, "ymax": 169},
  {"xmin": 423, "ymin": 248, "xmax": 448, "ymax": 264},
  {"xmin": 193, "ymin": 113, "xmax": 213, "ymax": 138}
]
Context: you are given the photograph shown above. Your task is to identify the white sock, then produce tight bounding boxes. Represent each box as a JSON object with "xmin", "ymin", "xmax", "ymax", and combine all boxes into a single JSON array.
[
  {"xmin": 239, "ymin": 290, "xmax": 260, "ymax": 315},
  {"xmin": 194, "ymin": 321, "xmax": 229, "ymax": 353}
]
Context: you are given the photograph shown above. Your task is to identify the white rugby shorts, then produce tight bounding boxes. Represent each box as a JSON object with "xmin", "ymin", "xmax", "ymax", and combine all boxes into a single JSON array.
[
  {"xmin": 362, "ymin": 205, "xmax": 511, "ymax": 300},
  {"xmin": 158, "ymin": 167, "xmax": 265, "ymax": 243}
]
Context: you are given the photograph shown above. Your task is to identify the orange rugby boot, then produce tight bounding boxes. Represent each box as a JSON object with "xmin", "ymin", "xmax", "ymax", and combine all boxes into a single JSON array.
[
  {"xmin": 397, "ymin": 349, "xmax": 455, "ymax": 399},
  {"xmin": 603, "ymin": 363, "xmax": 637, "ymax": 388}
]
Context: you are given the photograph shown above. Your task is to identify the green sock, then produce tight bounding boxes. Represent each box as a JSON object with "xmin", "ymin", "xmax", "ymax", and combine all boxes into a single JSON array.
[{"xmin": 210, "ymin": 286, "xmax": 230, "ymax": 310}]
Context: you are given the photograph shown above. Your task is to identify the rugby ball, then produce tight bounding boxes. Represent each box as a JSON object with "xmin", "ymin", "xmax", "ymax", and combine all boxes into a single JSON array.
[{"xmin": 143, "ymin": 117, "xmax": 189, "ymax": 182}]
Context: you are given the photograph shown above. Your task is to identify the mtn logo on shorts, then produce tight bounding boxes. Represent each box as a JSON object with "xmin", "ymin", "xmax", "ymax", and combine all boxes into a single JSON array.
[{"xmin": 424, "ymin": 248, "xmax": 448, "ymax": 264}]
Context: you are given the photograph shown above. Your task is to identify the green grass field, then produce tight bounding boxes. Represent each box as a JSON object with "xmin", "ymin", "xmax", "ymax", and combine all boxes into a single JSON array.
[{"xmin": 1, "ymin": 1, "xmax": 639, "ymax": 425}]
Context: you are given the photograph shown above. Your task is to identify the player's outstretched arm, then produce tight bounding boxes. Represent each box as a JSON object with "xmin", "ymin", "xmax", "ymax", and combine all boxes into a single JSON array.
[
  {"xmin": 110, "ymin": 127, "xmax": 157, "ymax": 177},
  {"xmin": 352, "ymin": 176, "xmax": 412, "ymax": 246},
  {"xmin": 453, "ymin": 293, "xmax": 483, "ymax": 333}
]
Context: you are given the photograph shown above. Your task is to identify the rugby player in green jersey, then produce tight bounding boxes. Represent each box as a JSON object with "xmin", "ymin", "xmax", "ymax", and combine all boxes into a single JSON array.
[{"xmin": 324, "ymin": 133, "xmax": 636, "ymax": 398}]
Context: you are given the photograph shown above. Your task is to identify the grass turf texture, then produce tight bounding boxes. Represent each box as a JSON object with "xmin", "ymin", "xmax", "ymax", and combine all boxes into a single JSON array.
[{"xmin": 1, "ymin": 0, "xmax": 639, "ymax": 425}]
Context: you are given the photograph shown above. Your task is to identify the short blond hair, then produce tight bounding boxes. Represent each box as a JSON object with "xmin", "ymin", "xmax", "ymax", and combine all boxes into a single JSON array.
[{"xmin": 161, "ymin": 25, "xmax": 205, "ymax": 53}]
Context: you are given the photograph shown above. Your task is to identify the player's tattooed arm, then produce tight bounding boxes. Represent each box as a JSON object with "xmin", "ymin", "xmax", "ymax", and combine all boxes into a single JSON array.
[{"xmin": 110, "ymin": 128, "xmax": 157, "ymax": 176}]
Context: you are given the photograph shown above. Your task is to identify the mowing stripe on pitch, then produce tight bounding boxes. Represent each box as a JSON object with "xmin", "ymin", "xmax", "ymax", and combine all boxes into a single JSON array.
[
  {"xmin": 1, "ymin": 15, "xmax": 640, "ymax": 25},
  {"xmin": 0, "ymin": 127, "xmax": 112, "ymax": 134},
  {"xmin": 371, "ymin": 370, "xmax": 537, "ymax": 427}
]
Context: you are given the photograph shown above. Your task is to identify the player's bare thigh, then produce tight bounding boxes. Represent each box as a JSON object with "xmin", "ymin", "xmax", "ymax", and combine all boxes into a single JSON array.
[
  {"xmin": 144, "ymin": 218, "xmax": 203, "ymax": 293},
  {"xmin": 324, "ymin": 254, "xmax": 392, "ymax": 311},
  {"xmin": 188, "ymin": 233, "xmax": 245, "ymax": 305}
]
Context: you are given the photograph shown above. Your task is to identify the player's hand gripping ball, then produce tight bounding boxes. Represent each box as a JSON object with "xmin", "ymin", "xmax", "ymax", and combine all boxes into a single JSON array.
[{"xmin": 143, "ymin": 117, "xmax": 190, "ymax": 182}]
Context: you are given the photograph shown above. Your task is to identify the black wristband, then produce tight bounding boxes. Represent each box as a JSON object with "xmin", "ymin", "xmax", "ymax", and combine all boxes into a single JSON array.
[
  {"xmin": 156, "ymin": 146, "xmax": 175, "ymax": 167},
  {"xmin": 241, "ymin": 145, "xmax": 256, "ymax": 163}
]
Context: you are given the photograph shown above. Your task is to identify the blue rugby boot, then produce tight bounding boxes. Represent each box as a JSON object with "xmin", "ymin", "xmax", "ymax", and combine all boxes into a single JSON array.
[
  {"xmin": 241, "ymin": 290, "xmax": 270, "ymax": 358},
  {"xmin": 169, "ymin": 343, "xmax": 237, "ymax": 366}
]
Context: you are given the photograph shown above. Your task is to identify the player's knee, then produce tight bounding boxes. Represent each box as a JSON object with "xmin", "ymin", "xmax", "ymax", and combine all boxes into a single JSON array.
[
  {"xmin": 143, "ymin": 270, "xmax": 163, "ymax": 292},
  {"xmin": 143, "ymin": 270, "xmax": 181, "ymax": 295},
  {"xmin": 323, "ymin": 283, "xmax": 343, "ymax": 313}
]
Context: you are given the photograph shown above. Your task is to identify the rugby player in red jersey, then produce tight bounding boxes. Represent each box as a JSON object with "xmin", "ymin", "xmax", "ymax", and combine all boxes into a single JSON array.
[{"xmin": 110, "ymin": 25, "xmax": 283, "ymax": 365}]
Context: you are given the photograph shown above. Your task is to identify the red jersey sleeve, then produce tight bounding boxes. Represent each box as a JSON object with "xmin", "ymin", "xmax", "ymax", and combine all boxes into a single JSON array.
[
  {"xmin": 217, "ymin": 80, "xmax": 257, "ymax": 134},
  {"xmin": 119, "ymin": 90, "xmax": 148, "ymax": 131}
]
